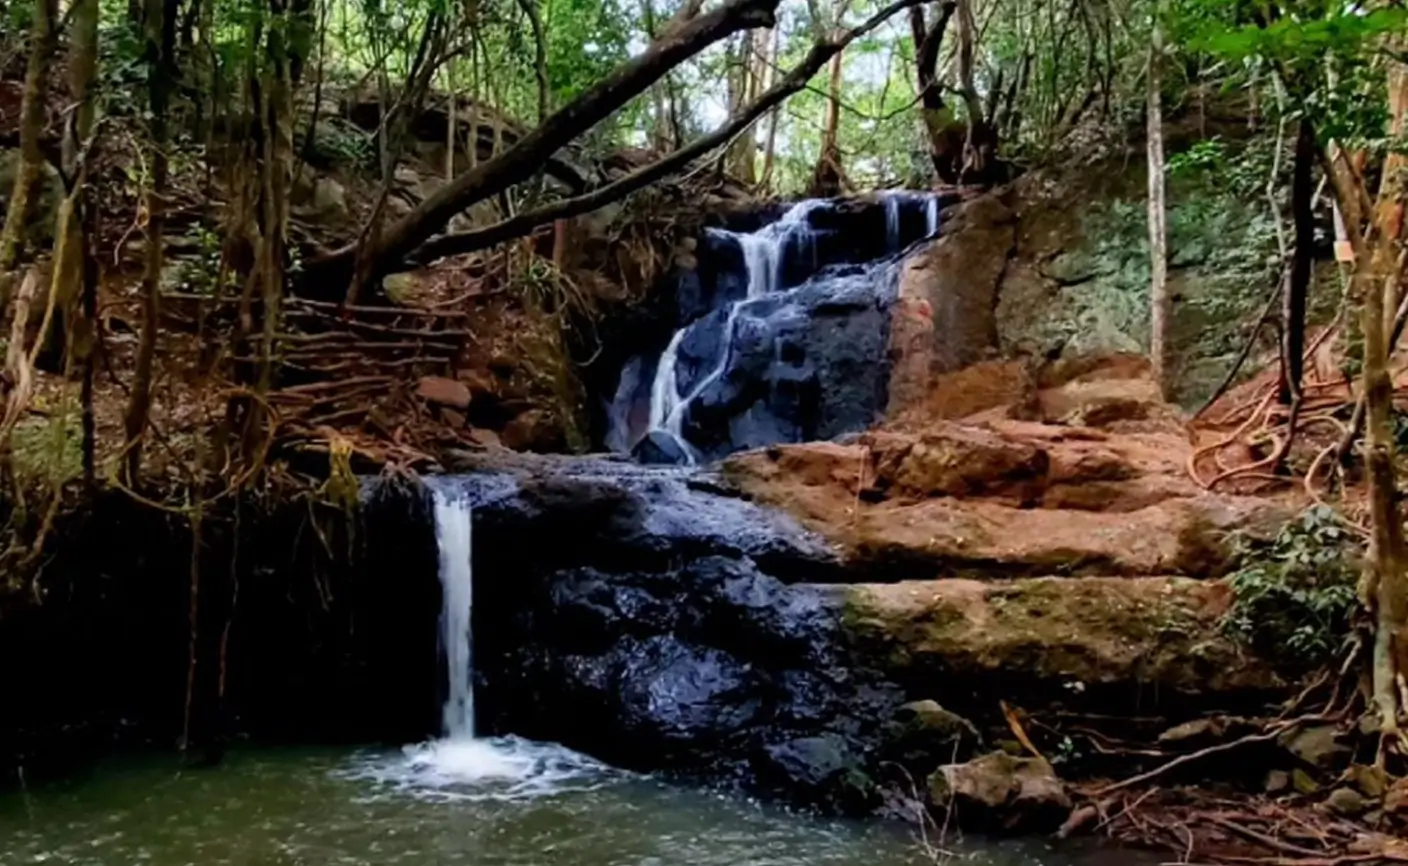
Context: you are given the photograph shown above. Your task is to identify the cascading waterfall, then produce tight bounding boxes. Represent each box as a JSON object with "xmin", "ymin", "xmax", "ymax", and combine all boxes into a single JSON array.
[
  {"xmin": 432, "ymin": 487, "xmax": 475, "ymax": 740},
  {"xmin": 623, "ymin": 191, "xmax": 950, "ymax": 465}
]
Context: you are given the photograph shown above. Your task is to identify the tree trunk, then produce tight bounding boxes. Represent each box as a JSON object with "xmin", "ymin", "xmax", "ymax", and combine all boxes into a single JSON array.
[
  {"xmin": 122, "ymin": 0, "xmax": 177, "ymax": 485},
  {"xmin": 723, "ymin": 32, "xmax": 756, "ymax": 183},
  {"xmin": 758, "ymin": 24, "xmax": 782, "ymax": 190},
  {"xmin": 909, "ymin": 1, "xmax": 957, "ymax": 183},
  {"xmin": 40, "ymin": 0, "xmax": 100, "ymax": 374},
  {"xmin": 954, "ymin": 0, "xmax": 994, "ymax": 183},
  {"xmin": 1279, "ymin": 116, "xmax": 1314, "ymax": 404},
  {"xmin": 1146, "ymin": 16, "xmax": 1171, "ymax": 399},
  {"xmin": 1360, "ymin": 50, "xmax": 1408, "ymax": 749},
  {"xmin": 808, "ymin": 50, "xmax": 847, "ymax": 196},
  {"xmin": 0, "ymin": 0, "xmax": 57, "ymax": 272}
]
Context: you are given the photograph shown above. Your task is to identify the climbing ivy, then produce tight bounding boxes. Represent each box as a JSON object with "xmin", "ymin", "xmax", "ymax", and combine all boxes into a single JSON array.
[{"xmin": 1224, "ymin": 506, "xmax": 1359, "ymax": 667}]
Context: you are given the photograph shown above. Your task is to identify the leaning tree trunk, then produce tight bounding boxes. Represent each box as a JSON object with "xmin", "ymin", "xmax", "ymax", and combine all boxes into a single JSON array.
[
  {"xmin": 1146, "ymin": 15, "xmax": 1171, "ymax": 400},
  {"xmin": 0, "ymin": 0, "xmax": 58, "ymax": 273},
  {"xmin": 312, "ymin": 0, "xmax": 780, "ymax": 289}
]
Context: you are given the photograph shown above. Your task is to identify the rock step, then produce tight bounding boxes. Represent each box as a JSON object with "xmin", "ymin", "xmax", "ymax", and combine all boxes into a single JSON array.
[
  {"xmin": 845, "ymin": 494, "xmax": 1285, "ymax": 580},
  {"xmin": 839, "ymin": 575, "xmax": 1287, "ymax": 702}
]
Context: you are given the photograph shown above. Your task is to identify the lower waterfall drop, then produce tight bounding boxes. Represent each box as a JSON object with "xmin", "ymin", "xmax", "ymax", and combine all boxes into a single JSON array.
[
  {"xmin": 377, "ymin": 482, "xmax": 609, "ymax": 797},
  {"xmin": 432, "ymin": 487, "xmax": 475, "ymax": 739}
]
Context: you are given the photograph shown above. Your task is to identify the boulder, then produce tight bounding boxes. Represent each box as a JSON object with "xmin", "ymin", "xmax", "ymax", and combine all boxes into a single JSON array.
[
  {"xmin": 499, "ymin": 409, "xmax": 564, "ymax": 453},
  {"xmin": 0, "ymin": 148, "xmax": 62, "ymax": 252},
  {"xmin": 928, "ymin": 752, "xmax": 1071, "ymax": 832},
  {"xmin": 633, "ymin": 429, "xmax": 693, "ymax": 465}
]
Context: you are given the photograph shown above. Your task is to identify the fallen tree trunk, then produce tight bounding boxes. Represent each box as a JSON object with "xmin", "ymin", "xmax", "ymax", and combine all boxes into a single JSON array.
[
  {"xmin": 312, "ymin": 0, "xmax": 781, "ymax": 288},
  {"xmin": 408, "ymin": 0, "xmax": 924, "ymax": 265}
]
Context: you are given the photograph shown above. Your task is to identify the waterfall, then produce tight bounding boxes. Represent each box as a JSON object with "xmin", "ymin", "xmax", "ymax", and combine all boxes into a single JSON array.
[
  {"xmin": 432, "ymin": 487, "xmax": 475, "ymax": 740},
  {"xmin": 885, "ymin": 195, "xmax": 901, "ymax": 252},
  {"xmin": 623, "ymin": 192, "xmax": 947, "ymax": 464}
]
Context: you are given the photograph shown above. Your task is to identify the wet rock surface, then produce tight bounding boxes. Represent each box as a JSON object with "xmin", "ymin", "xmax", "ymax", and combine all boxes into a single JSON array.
[
  {"xmin": 373, "ymin": 456, "xmax": 910, "ymax": 809},
  {"xmin": 607, "ymin": 193, "xmax": 952, "ymax": 464}
]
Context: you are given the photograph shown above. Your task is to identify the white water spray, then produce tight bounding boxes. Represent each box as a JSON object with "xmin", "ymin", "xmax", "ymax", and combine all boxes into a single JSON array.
[{"xmin": 925, "ymin": 196, "xmax": 939, "ymax": 237}]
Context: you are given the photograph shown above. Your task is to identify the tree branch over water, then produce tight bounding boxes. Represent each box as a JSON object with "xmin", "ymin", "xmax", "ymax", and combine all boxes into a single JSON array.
[{"xmin": 406, "ymin": 0, "xmax": 927, "ymax": 268}]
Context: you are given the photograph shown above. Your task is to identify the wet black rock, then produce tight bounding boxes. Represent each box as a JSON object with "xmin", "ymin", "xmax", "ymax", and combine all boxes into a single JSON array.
[{"xmin": 370, "ymin": 458, "xmax": 907, "ymax": 812}]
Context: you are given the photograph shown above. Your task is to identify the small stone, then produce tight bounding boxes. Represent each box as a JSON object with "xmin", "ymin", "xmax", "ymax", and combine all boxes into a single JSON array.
[
  {"xmin": 1292, "ymin": 768, "xmax": 1321, "ymax": 795},
  {"xmin": 466, "ymin": 428, "xmax": 501, "ymax": 449},
  {"xmin": 416, "ymin": 376, "xmax": 472, "ymax": 409},
  {"xmin": 1280, "ymin": 724, "xmax": 1351, "ymax": 771},
  {"xmin": 1159, "ymin": 717, "xmax": 1226, "ymax": 746},
  {"xmin": 382, "ymin": 272, "xmax": 419, "ymax": 300},
  {"xmin": 1325, "ymin": 787, "xmax": 1370, "ymax": 817},
  {"xmin": 1345, "ymin": 764, "xmax": 1389, "ymax": 799},
  {"xmin": 1382, "ymin": 778, "xmax": 1408, "ymax": 819},
  {"xmin": 884, "ymin": 700, "xmax": 983, "ymax": 772},
  {"xmin": 1265, "ymin": 770, "xmax": 1290, "ymax": 794},
  {"xmin": 456, "ymin": 369, "xmax": 497, "ymax": 395}
]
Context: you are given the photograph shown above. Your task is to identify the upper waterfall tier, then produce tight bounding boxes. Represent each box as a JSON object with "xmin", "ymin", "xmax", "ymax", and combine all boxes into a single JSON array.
[{"xmin": 607, "ymin": 192, "xmax": 953, "ymax": 465}]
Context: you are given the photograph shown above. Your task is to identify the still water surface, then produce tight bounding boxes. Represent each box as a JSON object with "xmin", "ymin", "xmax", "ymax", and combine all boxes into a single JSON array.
[{"xmin": 0, "ymin": 737, "xmax": 1132, "ymax": 866}]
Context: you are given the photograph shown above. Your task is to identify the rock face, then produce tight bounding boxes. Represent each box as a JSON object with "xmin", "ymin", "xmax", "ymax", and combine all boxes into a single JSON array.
[
  {"xmin": 384, "ymin": 455, "xmax": 905, "ymax": 810},
  {"xmin": 897, "ymin": 194, "xmax": 1014, "ymax": 374},
  {"xmin": 606, "ymin": 193, "xmax": 958, "ymax": 464},
  {"xmin": 368, "ymin": 375, "xmax": 1293, "ymax": 813}
]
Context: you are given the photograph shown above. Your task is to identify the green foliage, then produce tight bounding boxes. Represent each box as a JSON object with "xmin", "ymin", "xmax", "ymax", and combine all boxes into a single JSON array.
[
  {"xmin": 1197, "ymin": 7, "xmax": 1406, "ymax": 65},
  {"xmin": 1224, "ymin": 506, "xmax": 1359, "ymax": 666},
  {"xmin": 10, "ymin": 396, "xmax": 84, "ymax": 491}
]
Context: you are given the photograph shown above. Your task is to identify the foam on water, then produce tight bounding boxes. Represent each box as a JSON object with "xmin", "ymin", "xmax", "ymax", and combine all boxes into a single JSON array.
[{"xmin": 342, "ymin": 735, "xmax": 615, "ymax": 803}]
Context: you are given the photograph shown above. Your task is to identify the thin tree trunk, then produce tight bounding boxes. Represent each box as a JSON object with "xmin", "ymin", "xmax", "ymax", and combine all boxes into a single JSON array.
[
  {"xmin": 0, "ymin": 0, "xmax": 57, "ymax": 272},
  {"xmin": 1146, "ymin": 14, "xmax": 1170, "ymax": 398},
  {"xmin": 123, "ymin": 0, "xmax": 177, "ymax": 484},
  {"xmin": 1360, "ymin": 51, "xmax": 1408, "ymax": 749},
  {"xmin": 724, "ymin": 32, "xmax": 756, "ymax": 183},
  {"xmin": 808, "ymin": 50, "xmax": 847, "ymax": 196},
  {"xmin": 516, "ymin": 0, "xmax": 549, "ymax": 123},
  {"xmin": 1279, "ymin": 117, "xmax": 1314, "ymax": 404},
  {"xmin": 758, "ymin": 24, "xmax": 782, "ymax": 190}
]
